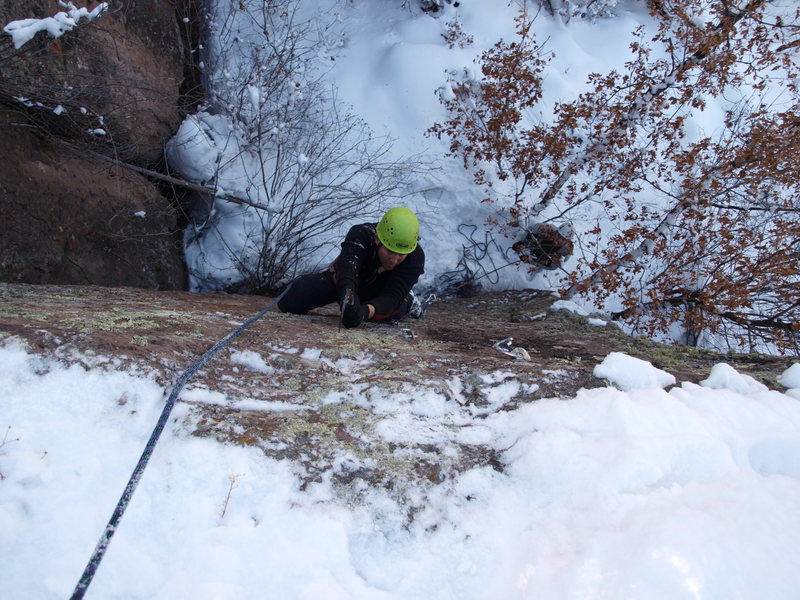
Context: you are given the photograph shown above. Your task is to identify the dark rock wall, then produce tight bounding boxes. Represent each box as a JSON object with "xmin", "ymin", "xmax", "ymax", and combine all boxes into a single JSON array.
[{"xmin": 0, "ymin": 0, "xmax": 198, "ymax": 289}]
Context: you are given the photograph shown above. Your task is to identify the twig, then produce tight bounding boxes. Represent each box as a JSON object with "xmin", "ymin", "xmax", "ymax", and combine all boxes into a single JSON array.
[
  {"xmin": 1, "ymin": 426, "xmax": 19, "ymax": 449},
  {"xmin": 220, "ymin": 473, "xmax": 243, "ymax": 518},
  {"xmin": 0, "ymin": 426, "xmax": 21, "ymax": 481}
]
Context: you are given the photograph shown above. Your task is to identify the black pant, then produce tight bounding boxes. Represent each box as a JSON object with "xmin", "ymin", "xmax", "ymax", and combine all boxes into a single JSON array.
[{"xmin": 278, "ymin": 271, "xmax": 412, "ymax": 321}]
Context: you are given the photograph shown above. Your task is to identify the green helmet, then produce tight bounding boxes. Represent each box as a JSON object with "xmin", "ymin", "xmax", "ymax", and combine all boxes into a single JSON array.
[{"xmin": 376, "ymin": 207, "xmax": 419, "ymax": 254}]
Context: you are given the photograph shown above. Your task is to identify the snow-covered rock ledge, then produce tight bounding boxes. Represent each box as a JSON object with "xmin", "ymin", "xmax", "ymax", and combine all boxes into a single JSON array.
[{"xmin": 2, "ymin": 282, "xmax": 799, "ymax": 598}]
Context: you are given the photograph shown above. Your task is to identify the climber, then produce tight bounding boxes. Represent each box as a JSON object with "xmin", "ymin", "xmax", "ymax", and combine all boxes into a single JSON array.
[{"xmin": 277, "ymin": 207, "xmax": 425, "ymax": 328}]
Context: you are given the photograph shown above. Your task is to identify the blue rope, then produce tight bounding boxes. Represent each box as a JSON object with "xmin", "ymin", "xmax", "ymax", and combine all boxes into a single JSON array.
[{"xmin": 70, "ymin": 287, "xmax": 290, "ymax": 599}]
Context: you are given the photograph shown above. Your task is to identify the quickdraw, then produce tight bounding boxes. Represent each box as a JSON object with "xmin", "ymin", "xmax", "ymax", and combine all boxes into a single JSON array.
[{"xmin": 493, "ymin": 337, "xmax": 531, "ymax": 361}]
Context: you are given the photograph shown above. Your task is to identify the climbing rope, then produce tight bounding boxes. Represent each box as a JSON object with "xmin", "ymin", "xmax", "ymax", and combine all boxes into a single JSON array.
[
  {"xmin": 420, "ymin": 224, "xmax": 520, "ymax": 298},
  {"xmin": 70, "ymin": 286, "xmax": 291, "ymax": 599}
]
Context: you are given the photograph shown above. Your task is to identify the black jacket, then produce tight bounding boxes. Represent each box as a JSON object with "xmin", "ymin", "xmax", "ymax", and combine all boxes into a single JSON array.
[{"xmin": 333, "ymin": 223, "xmax": 425, "ymax": 318}]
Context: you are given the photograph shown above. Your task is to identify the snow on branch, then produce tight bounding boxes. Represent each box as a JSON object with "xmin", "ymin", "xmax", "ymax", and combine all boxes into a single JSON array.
[{"xmin": 3, "ymin": 2, "xmax": 109, "ymax": 49}]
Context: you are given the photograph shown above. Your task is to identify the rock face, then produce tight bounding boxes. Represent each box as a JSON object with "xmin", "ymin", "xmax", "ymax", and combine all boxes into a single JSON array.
[
  {"xmin": 0, "ymin": 0, "xmax": 195, "ymax": 289},
  {"xmin": 1, "ymin": 283, "xmax": 790, "ymax": 500}
]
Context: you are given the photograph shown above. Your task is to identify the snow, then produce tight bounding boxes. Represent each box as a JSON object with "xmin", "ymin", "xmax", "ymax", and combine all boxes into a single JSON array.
[
  {"xmin": 778, "ymin": 363, "xmax": 800, "ymax": 389},
  {"xmin": 3, "ymin": 2, "xmax": 108, "ymax": 49},
  {"xmin": 550, "ymin": 299, "xmax": 590, "ymax": 316},
  {"xmin": 165, "ymin": 113, "xmax": 223, "ymax": 185},
  {"xmin": 701, "ymin": 363, "xmax": 769, "ymax": 395},
  {"xmin": 779, "ymin": 363, "xmax": 800, "ymax": 400},
  {"xmin": 163, "ymin": 0, "xmax": 652, "ymax": 295},
  {"xmin": 594, "ymin": 351, "xmax": 676, "ymax": 390},
  {"xmin": 3, "ymin": 338, "xmax": 800, "ymax": 599},
  {"xmin": 230, "ymin": 349, "xmax": 275, "ymax": 375}
]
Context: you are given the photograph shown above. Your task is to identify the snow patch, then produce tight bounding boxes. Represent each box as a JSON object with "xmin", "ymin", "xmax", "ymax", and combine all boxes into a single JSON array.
[
  {"xmin": 594, "ymin": 352, "xmax": 676, "ymax": 390},
  {"xmin": 778, "ymin": 363, "xmax": 800, "ymax": 390},
  {"xmin": 701, "ymin": 363, "xmax": 768, "ymax": 395},
  {"xmin": 3, "ymin": 2, "xmax": 108, "ymax": 49}
]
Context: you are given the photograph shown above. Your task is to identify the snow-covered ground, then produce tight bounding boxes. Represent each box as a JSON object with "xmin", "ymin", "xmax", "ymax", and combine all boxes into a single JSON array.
[{"xmin": 2, "ymin": 337, "xmax": 800, "ymax": 599}]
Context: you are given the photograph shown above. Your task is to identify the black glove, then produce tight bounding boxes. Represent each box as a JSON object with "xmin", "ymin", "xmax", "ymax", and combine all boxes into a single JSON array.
[{"xmin": 341, "ymin": 293, "xmax": 368, "ymax": 328}]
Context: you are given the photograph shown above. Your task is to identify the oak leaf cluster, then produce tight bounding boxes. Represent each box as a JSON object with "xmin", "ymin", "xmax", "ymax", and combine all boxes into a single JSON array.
[{"xmin": 431, "ymin": 0, "xmax": 799, "ymax": 354}]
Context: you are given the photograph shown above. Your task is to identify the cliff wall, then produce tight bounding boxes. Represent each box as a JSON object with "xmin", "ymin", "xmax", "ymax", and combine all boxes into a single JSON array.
[{"xmin": 0, "ymin": 1, "xmax": 200, "ymax": 289}]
